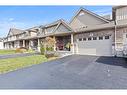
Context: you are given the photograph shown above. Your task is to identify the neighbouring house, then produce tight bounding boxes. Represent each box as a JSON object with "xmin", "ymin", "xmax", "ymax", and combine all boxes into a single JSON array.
[
  {"xmin": 3, "ymin": 6, "xmax": 127, "ymax": 56},
  {"xmin": 0, "ymin": 38, "xmax": 4, "ymax": 49}
]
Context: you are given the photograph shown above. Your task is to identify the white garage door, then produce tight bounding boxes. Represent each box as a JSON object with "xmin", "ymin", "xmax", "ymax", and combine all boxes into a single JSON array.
[{"xmin": 77, "ymin": 36, "xmax": 112, "ymax": 56}]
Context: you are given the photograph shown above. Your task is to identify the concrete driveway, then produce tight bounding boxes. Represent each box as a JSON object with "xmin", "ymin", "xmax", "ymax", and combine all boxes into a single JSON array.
[{"xmin": 0, "ymin": 55, "xmax": 126, "ymax": 89}]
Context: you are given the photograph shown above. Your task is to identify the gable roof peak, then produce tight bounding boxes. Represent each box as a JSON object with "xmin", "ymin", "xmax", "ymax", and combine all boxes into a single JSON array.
[
  {"xmin": 7, "ymin": 28, "xmax": 24, "ymax": 37},
  {"xmin": 70, "ymin": 7, "xmax": 110, "ymax": 24}
]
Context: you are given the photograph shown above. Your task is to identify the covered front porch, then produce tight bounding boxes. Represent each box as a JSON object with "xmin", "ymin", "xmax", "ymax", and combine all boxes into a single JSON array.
[
  {"xmin": 19, "ymin": 39, "xmax": 39, "ymax": 51},
  {"xmin": 51, "ymin": 33, "xmax": 74, "ymax": 54},
  {"xmin": 16, "ymin": 33, "xmax": 74, "ymax": 55}
]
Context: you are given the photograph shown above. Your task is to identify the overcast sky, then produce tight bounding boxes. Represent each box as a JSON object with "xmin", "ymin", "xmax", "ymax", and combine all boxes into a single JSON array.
[{"xmin": 0, "ymin": 6, "xmax": 112, "ymax": 37}]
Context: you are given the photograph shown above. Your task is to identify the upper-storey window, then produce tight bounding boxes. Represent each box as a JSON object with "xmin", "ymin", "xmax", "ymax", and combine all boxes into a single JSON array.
[
  {"xmin": 37, "ymin": 29, "xmax": 45, "ymax": 36},
  {"xmin": 79, "ymin": 12, "xmax": 85, "ymax": 16}
]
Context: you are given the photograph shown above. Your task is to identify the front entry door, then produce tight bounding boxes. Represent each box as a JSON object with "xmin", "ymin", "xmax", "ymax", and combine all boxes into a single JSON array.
[{"xmin": 56, "ymin": 37, "xmax": 64, "ymax": 50}]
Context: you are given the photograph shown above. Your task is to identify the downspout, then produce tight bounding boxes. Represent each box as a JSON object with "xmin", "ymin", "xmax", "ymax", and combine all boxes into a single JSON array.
[{"xmin": 114, "ymin": 20, "xmax": 117, "ymax": 57}]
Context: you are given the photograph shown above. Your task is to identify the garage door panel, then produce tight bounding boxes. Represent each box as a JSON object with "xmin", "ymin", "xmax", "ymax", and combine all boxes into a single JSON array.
[
  {"xmin": 77, "ymin": 37, "xmax": 112, "ymax": 56},
  {"xmin": 79, "ymin": 48, "xmax": 96, "ymax": 55}
]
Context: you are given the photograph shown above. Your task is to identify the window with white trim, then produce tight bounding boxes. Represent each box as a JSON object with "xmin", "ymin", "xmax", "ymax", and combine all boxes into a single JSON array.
[
  {"xmin": 93, "ymin": 37, "xmax": 97, "ymax": 40},
  {"xmin": 88, "ymin": 37, "xmax": 91, "ymax": 41},
  {"xmin": 83, "ymin": 38, "xmax": 86, "ymax": 41},
  {"xmin": 105, "ymin": 36, "xmax": 110, "ymax": 39},
  {"xmin": 99, "ymin": 36, "xmax": 103, "ymax": 40},
  {"xmin": 79, "ymin": 38, "xmax": 82, "ymax": 41}
]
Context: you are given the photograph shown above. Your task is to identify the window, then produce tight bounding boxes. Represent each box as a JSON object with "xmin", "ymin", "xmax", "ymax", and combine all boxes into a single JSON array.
[
  {"xmin": 83, "ymin": 38, "xmax": 86, "ymax": 41},
  {"xmin": 99, "ymin": 36, "xmax": 103, "ymax": 40},
  {"xmin": 105, "ymin": 36, "xmax": 110, "ymax": 39},
  {"xmin": 93, "ymin": 37, "xmax": 97, "ymax": 40},
  {"xmin": 79, "ymin": 38, "xmax": 82, "ymax": 41},
  {"xmin": 79, "ymin": 12, "xmax": 85, "ymax": 16},
  {"xmin": 88, "ymin": 37, "xmax": 91, "ymax": 41}
]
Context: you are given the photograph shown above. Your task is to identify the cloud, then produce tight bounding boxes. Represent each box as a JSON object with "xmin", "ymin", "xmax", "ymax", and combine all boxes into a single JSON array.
[{"xmin": 8, "ymin": 18, "xmax": 15, "ymax": 21}]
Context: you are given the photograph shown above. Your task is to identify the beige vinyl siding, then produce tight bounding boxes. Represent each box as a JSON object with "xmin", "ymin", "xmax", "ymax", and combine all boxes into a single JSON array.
[
  {"xmin": 70, "ymin": 10, "xmax": 107, "ymax": 29},
  {"xmin": 45, "ymin": 25, "xmax": 57, "ymax": 34},
  {"xmin": 30, "ymin": 31, "xmax": 37, "ymax": 37},
  {"xmin": 55, "ymin": 24, "xmax": 71, "ymax": 33}
]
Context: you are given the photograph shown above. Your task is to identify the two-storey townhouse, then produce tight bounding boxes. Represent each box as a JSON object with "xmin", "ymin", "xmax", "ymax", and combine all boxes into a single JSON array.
[
  {"xmin": 4, "ymin": 28, "xmax": 25, "ymax": 49},
  {"xmin": 70, "ymin": 6, "xmax": 127, "ymax": 56},
  {"xmin": 37, "ymin": 19, "xmax": 74, "ymax": 52},
  {"xmin": 0, "ymin": 38, "xmax": 3, "ymax": 49},
  {"xmin": 21, "ymin": 26, "xmax": 39, "ymax": 50},
  {"xmin": 3, "ymin": 6, "xmax": 127, "ymax": 56},
  {"xmin": 112, "ymin": 6, "xmax": 127, "ymax": 56}
]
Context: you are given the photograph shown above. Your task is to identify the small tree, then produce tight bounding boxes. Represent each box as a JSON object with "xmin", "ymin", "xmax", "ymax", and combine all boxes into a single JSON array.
[
  {"xmin": 45, "ymin": 37, "xmax": 56, "ymax": 48},
  {"xmin": 40, "ymin": 37, "xmax": 56, "ymax": 55}
]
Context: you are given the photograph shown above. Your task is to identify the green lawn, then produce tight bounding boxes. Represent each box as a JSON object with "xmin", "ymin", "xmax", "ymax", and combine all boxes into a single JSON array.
[
  {"xmin": 0, "ymin": 55, "xmax": 48, "ymax": 74},
  {"xmin": 0, "ymin": 50, "xmax": 16, "ymax": 55}
]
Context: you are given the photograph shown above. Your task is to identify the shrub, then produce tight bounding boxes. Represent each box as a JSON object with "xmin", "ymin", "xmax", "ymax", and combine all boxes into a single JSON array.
[
  {"xmin": 19, "ymin": 47, "xmax": 28, "ymax": 50},
  {"xmin": 46, "ymin": 47, "xmax": 53, "ymax": 51},
  {"xmin": 40, "ymin": 46, "xmax": 45, "ymax": 55},
  {"xmin": 45, "ymin": 53, "xmax": 55, "ymax": 58},
  {"xmin": 15, "ymin": 48, "xmax": 27, "ymax": 53},
  {"xmin": 21, "ymin": 49, "xmax": 27, "ymax": 53},
  {"xmin": 65, "ymin": 42, "xmax": 71, "ymax": 51},
  {"xmin": 15, "ymin": 48, "xmax": 23, "ymax": 53},
  {"xmin": 27, "ymin": 49, "xmax": 35, "ymax": 53}
]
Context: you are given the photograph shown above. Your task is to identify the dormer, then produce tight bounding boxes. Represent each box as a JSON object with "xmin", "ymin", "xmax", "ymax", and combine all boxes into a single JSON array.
[{"xmin": 26, "ymin": 27, "xmax": 39, "ymax": 37}]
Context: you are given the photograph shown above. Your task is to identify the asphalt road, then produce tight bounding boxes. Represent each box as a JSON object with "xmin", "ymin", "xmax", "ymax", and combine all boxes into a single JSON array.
[{"xmin": 0, "ymin": 55, "xmax": 126, "ymax": 89}]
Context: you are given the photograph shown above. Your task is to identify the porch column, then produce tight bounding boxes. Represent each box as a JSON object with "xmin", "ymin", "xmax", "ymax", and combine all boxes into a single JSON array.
[
  {"xmin": 23, "ymin": 40, "xmax": 25, "ymax": 47},
  {"xmin": 37, "ymin": 38, "xmax": 40, "ymax": 52},
  {"xmin": 11, "ymin": 42, "xmax": 13, "ymax": 49},
  {"xmin": 71, "ymin": 34, "xmax": 74, "ymax": 54},
  {"xmin": 53, "ymin": 36, "xmax": 56, "ymax": 51},
  {"xmin": 8, "ymin": 42, "xmax": 10, "ymax": 49},
  {"xmin": 4, "ymin": 43, "xmax": 6, "ymax": 49},
  {"xmin": 17, "ymin": 41, "xmax": 20, "ymax": 48},
  {"xmin": 9, "ymin": 42, "xmax": 12, "ymax": 49},
  {"xmin": 29, "ymin": 40, "xmax": 32, "ymax": 49},
  {"xmin": 6, "ymin": 43, "xmax": 8, "ymax": 49}
]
